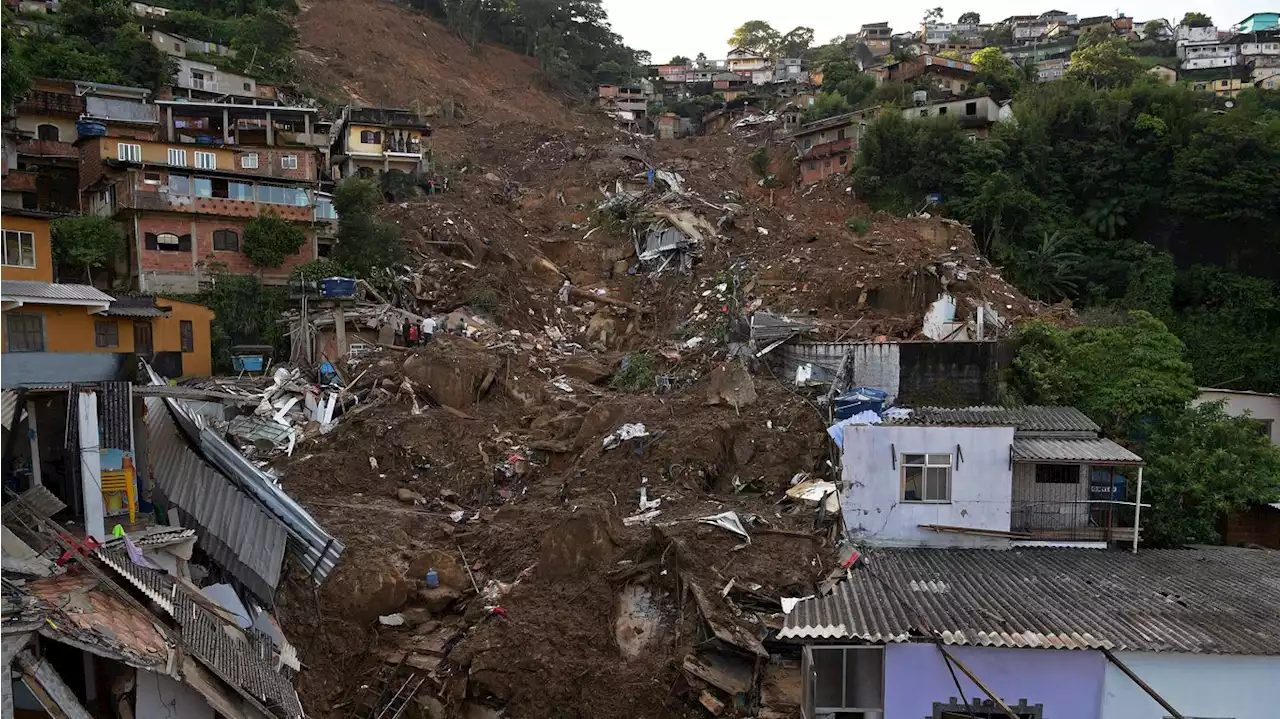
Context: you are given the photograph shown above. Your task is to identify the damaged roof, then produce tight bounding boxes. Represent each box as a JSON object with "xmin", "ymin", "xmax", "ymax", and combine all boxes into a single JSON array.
[
  {"xmin": 23, "ymin": 573, "xmax": 172, "ymax": 670},
  {"xmin": 780, "ymin": 547, "xmax": 1280, "ymax": 654},
  {"xmin": 888, "ymin": 406, "xmax": 1100, "ymax": 433}
]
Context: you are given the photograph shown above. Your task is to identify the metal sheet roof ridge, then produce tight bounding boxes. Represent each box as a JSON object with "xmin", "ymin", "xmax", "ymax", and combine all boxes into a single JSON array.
[
  {"xmin": 1012, "ymin": 436, "xmax": 1143, "ymax": 464},
  {"xmin": 0, "ymin": 281, "xmax": 116, "ymax": 303},
  {"xmin": 887, "ymin": 406, "xmax": 1101, "ymax": 432},
  {"xmin": 781, "ymin": 546, "xmax": 1280, "ymax": 654}
]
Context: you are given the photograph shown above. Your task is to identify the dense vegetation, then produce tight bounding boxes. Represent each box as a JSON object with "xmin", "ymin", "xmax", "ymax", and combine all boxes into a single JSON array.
[
  {"xmin": 2, "ymin": 0, "xmax": 300, "ymax": 104},
  {"xmin": 1014, "ymin": 314, "xmax": 1280, "ymax": 546},
  {"xmin": 397, "ymin": 0, "xmax": 648, "ymax": 93},
  {"xmin": 848, "ymin": 70, "xmax": 1280, "ymax": 393}
]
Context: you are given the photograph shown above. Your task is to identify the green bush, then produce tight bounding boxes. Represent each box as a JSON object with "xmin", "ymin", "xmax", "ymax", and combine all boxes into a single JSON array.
[
  {"xmin": 610, "ymin": 352, "xmax": 656, "ymax": 392},
  {"xmin": 464, "ymin": 282, "xmax": 499, "ymax": 312},
  {"xmin": 845, "ymin": 216, "xmax": 871, "ymax": 235}
]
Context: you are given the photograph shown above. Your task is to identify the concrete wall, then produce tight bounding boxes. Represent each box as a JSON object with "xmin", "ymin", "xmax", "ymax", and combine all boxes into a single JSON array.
[
  {"xmin": 1194, "ymin": 389, "xmax": 1280, "ymax": 444},
  {"xmin": 1, "ymin": 351, "xmax": 129, "ymax": 387},
  {"xmin": 841, "ymin": 424, "xmax": 1015, "ymax": 547},
  {"xmin": 2, "ymin": 305, "xmax": 135, "ymax": 354},
  {"xmin": 1, "ymin": 214, "xmax": 55, "ymax": 283},
  {"xmin": 886, "ymin": 644, "xmax": 1105, "ymax": 718},
  {"xmin": 1101, "ymin": 652, "xmax": 1280, "ymax": 719},
  {"xmin": 136, "ymin": 672, "xmax": 214, "ymax": 719}
]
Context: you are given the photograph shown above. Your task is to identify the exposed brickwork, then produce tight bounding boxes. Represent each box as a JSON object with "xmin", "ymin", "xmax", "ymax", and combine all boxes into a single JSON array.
[
  {"xmin": 78, "ymin": 140, "xmax": 108, "ymax": 190},
  {"xmin": 136, "ymin": 212, "xmax": 315, "ymax": 282},
  {"xmin": 231, "ymin": 148, "xmax": 320, "ymax": 182}
]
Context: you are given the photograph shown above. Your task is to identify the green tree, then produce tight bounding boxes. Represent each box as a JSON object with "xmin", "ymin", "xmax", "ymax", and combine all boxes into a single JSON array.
[
  {"xmin": 242, "ymin": 211, "xmax": 306, "ymax": 269},
  {"xmin": 1179, "ymin": 12, "xmax": 1212, "ymax": 28},
  {"xmin": 200, "ymin": 272, "xmax": 288, "ymax": 372},
  {"xmin": 802, "ymin": 91, "xmax": 851, "ymax": 122},
  {"xmin": 1139, "ymin": 402, "xmax": 1280, "ymax": 546},
  {"xmin": 1, "ymin": 12, "xmax": 32, "ymax": 110},
  {"xmin": 694, "ymin": 52, "xmax": 707, "ymax": 67},
  {"xmin": 1066, "ymin": 37, "xmax": 1141, "ymax": 87},
  {"xmin": 51, "ymin": 215, "xmax": 126, "ymax": 283},
  {"xmin": 969, "ymin": 46, "xmax": 1021, "ymax": 100},
  {"xmin": 958, "ymin": 11, "xmax": 980, "ymax": 24},
  {"xmin": 923, "ymin": 7, "xmax": 944, "ymax": 23},
  {"xmin": 728, "ymin": 20, "xmax": 779, "ymax": 54},
  {"xmin": 1013, "ymin": 312, "xmax": 1198, "ymax": 437},
  {"xmin": 669, "ymin": 55, "xmax": 691, "ymax": 65},
  {"xmin": 1009, "ymin": 231, "xmax": 1084, "ymax": 302},
  {"xmin": 331, "ymin": 178, "xmax": 402, "ymax": 277},
  {"xmin": 776, "ymin": 26, "xmax": 815, "ymax": 57},
  {"xmin": 1141, "ymin": 20, "xmax": 1167, "ymax": 40}
]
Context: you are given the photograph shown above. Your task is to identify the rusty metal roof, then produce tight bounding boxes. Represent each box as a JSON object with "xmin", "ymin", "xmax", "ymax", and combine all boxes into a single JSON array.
[
  {"xmin": 1012, "ymin": 437, "xmax": 1143, "ymax": 465},
  {"xmin": 780, "ymin": 547, "xmax": 1280, "ymax": 654},
  {"xmin": 888, "ymin": 406, "xmax": 1100, "ymax": 432}
]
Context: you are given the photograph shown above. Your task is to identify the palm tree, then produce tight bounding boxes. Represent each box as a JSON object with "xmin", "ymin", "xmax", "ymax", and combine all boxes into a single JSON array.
[{"xmin": 1017, "ymin": 231, "xmax": 1084, "ymax": 301}]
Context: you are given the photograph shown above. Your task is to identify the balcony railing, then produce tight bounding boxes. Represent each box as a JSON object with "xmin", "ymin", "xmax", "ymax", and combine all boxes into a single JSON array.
[{"xmin": 1010, "ymin": 499, "xmax": 1139, "ymax": 543}]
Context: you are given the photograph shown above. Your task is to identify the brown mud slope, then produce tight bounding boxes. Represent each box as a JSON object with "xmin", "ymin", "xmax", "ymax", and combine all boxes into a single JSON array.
[{"xmin": 296, "ymin": 0, "xmax": 579, "ymax": 129}]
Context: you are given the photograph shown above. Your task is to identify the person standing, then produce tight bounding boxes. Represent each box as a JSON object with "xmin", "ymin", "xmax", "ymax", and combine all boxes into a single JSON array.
[{"xmin": 421, "ymin": 316, "xmax": 436, "ymax": 344}]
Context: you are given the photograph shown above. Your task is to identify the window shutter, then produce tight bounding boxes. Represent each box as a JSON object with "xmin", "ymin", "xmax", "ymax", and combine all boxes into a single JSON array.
[
  {"xmin": 178, "ymin": 234, "xmax": 192, "ymax": 251},
  {"xmin": 145, "ymin": 233, "xmax": 159, "ymax": 250}
]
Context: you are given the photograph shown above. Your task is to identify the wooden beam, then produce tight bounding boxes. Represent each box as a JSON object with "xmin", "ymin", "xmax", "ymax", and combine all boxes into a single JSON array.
[
  {"xmin": 1102, "ymin": 649, "xmax": 1184, "ymax": 719},
  {"xmin": 935, "ymin": 645, "xmax": 1020, "ymax": 719}
]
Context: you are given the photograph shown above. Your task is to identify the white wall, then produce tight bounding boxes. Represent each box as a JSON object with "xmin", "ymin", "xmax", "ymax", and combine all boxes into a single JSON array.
[
  {"xmin": 841, "ymin": 424, "xmax": 1015, "ymax": 547},
  {"xmin": 1194, "ymin": 390, "xmax": 1280, "ymax": 444},
  {"xmin": 1102, "ymin": 652, "xmax": 1280, "ymax": 719},
  {"xmin": 136, "ymin": 672, "xmax": 215, "ymax": 719}
]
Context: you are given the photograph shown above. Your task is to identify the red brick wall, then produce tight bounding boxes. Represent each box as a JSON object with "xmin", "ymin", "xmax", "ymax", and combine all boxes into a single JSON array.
[
  {"xmin": 799, "ymin": 152, "xmax": 852, "ymax": 184},
  {"xmin": 1223, "ymin": 505, "xmax": 1280, "ymax": 549},
  {"xmin": 136, "ymin": 213, "xmax": 315, "ymax": 281},
  {"xmin": 230, "ymin": 148, "xmax": 320, "ymax": 182},
  {"xmin": 79, "ymin": 139, "xmax": 107, "ymax": 190}
]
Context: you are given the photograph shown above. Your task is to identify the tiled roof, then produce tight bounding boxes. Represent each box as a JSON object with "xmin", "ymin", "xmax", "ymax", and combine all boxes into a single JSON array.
[
  {"xmin": 24, "ymin": 573, "xmax": 171, "ymax": 669},
  {"xmin": 96, "ymin": 546, "xmax": 304, "ymax": 719},
  {"xmin": 1012, "ymin": 437, "xmax": 1143, "ymax": 464},
  {"xmin": 888, "ymin": 406, "xmax": 1100, "ymax": 432},
  {"xmin": 780, "ymin": 547, "xmax": 1280, "ymax": 654},
  {"xmin": 0, "ymin": 281, "xmax": 114, "ymax": 305}
]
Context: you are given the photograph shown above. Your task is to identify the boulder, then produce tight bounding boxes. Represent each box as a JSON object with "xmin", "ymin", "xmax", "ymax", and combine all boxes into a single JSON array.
[
  {"xmin": 397, "ymin": 488, "xmax": 425, "ymax": 504},
  {"xmin": 407, "ymin": 549, "xmax": 469, "ymax": 592},
  {"xmin": 401, "ymin": 337, "xmax": 500, "ymax": 410},
  {"xmin": 559, "ymin": 356, "xmax": 613, "ymax": 384}
]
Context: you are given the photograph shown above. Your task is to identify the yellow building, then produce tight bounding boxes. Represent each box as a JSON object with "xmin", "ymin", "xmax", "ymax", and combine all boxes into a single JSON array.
[
  {"xmin": 1190, "ymin": 76, "xmax": 1245, "ymax": 97},
  {"xmin": 1, "ymin": 210, "xmax": 216, "ymax": 385},
  {"xmin": 333, "ymin": 106, "xmax": 432, "ymax": 180}
]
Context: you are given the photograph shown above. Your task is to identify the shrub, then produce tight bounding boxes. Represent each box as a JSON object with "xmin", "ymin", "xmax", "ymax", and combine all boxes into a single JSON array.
[
  {"xmin": 845, "ymin": 216, "xmax": 872, "ymax": 235},
  {"xmin": 611, "ymin": 352, "xmax": 656, "ymax": 392}
]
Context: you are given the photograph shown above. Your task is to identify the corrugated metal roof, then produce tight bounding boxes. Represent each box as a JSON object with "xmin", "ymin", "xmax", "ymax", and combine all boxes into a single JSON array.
[
  {"xmin": 144, "ymin": 394, "xmax": 287, "ymax": 602},
  {"xmin": 1, "ymin": 390, "xmax": 18, "ymax": 431},
  {"xmin": 1012, "ymin": 437, "xmax": 1143, "ymax": 464},
  {"xmin": 142, "ymin": 362, "xmax": 344, "ymax": 584},
  {"xmin": 888, "ymin": 406, "xmax": 1100, "ymax": 432},
  {"xmin": 95, "ymin": 546, "xmax": 304, "ymax": 719},
  {"xmin": 780, "ymin": 547, "xmax": 1280, "ymax": 654},
  {"xmin": 0, "ymin": 281, "xmax": 114, "ymax": 304}
]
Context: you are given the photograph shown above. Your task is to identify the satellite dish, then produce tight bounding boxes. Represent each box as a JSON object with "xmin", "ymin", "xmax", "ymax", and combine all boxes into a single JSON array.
[{"xmin": 1225, "ymin": 100, "xmax": 1235, "ymax": 108}]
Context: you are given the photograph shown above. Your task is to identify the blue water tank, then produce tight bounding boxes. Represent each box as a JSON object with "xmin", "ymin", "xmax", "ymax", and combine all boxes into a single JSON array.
[
  {"xmin": 320, "ymin": 276, "xmax": 357, "ymax": 298},
  {"xmin": 833, "ymin": 387, "xmax": 888, "ymax": 420},
  {"xmin": 76, "ymin": 121, "xmax": 107, "ymax": 137}
]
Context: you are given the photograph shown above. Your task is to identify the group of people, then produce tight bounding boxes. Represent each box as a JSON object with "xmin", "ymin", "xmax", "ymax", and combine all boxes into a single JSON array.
[{"xmin": 403, "ymin": 316, "xmax": 436, "ymax": 346}]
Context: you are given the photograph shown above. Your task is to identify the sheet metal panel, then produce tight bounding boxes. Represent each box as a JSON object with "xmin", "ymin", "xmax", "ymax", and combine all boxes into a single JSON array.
[
  {"xmin": 144, "ymin": 395, "xmax": 286, "ymax": 602},
  {"xmin": 886, "ymin": 405, "xmax": 1100, "ymax": 432},
  {"xmin": 0, "ymin": 280, "xmax": 114, "ymax": 303},
  {"xmin": 781, "ymin": 546, "xmax": 1280, "ymax": 654},
  {"xmin": 1013, "ymin": 437, "xmax": 1143, "ymax": 464}
]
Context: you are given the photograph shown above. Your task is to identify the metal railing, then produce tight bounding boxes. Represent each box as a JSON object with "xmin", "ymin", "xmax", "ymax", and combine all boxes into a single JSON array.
[{"xmin": 1011, "ymin": 499, "xmax": 1138, "ymax": 543}]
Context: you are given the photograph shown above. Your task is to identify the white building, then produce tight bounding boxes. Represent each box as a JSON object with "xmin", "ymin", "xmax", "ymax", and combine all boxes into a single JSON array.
[
  {"xmin": 1193, "ymin": 388, "xmax": 1280, "ymax": 444},
  {"xmin": 173, "ymin": 58, "xmax": 259, "ymax": 100},
  {"xmin": 839, "ymin": 406, "xmax": 1143, "ymax": 549},
  {"xmin": 920, "ymin": 22, "xmax": 984, "ymax": 45},
  {"xmin": 1179, "ymin": 40, "xmax": 1241, "ymax": 69},
  {"xmin": 726, "ymin": 47, "xmax": 769, "ymax": 73}
]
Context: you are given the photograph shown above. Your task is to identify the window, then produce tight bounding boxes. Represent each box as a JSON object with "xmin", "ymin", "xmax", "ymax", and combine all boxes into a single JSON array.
[
  {"xmin": 143, "ymin": 171, "xmax": 162, "ymax": 185},
  {"xmin": 902, "ymin": 453, "xmax": 952, "ymax": 502},
  {"xmin": 168, "ymin": 148, "xmax": 187, "ymax": 166},
  {"xmin": 315, "ymin": 196, "xmax": 337, "ymax": 220},
  {"xmin": 168, "ymin": 174, "xmax": 191, "ymax": 195},
  {"xmin": 256, "ymin": 184, "xmax": 308, "ymax": 206},
  {"xmin": 118, "ymin": 143, "xmax": 142, "ymax": 162},
  {"xmin": 938, "ymin": 106, "xmax": 948, "ymax": 115},
  {"xmin": 243, "ymin": 82, "xmax": 252, "ymax": 92},
  {"xmin": 2, "ymin": 231, "xmax": 36, "ymax": 268},
  {"xmin": 94, "ymin": 320, "xmax": 119, "ymax": 348},
  {"xmin": 241, "ymin": 153, "xmax": 259, "ymax": 169},
  {"xmin": 180, "ymin": 320, "xmax": 194, "ymax": 352},
  {"xmin": 965, "ymin": 101, "xmax": 978, "ymax": 116},
  {"xmin": 194, "ymin": 151, "xmax": 216, "ymax": 170},
  {"xmin": 228, "ymin": 182, "xmax": 253, "ymax": 201},
  {"xmin": 1035, "ymin": 464, "xmax": 1080, "ymax": 484},
  {"xmin": 836, "ymin": 128, "xmax": 846, "ymax": 140},
  {"xmin": 212, "ymin": 229, "xmax": 239, "ymax": 251},
  {"xmin": 5, "ymin": 313, "xmax": 44, "ymax": 352},
  {"xmin": 359, "ymin": 129, "xmax": 382, "ymax": 144},
  {"xmin": 144, "ymin": 232, "xmax": 190, "ymax": 252},
  {"xmin": 280, "ymin": 155, "xmax": 298, "ymax": 170},
  {"xmin": 809, "ymin": 647, "xmax": 884, "ymax": 715},
  {"xmin": 920, "ymin": 108, "xmax": 930, "ymax": 117},
  {"xmin": 193, "ymin": 177, "xmax": 213, "ymax": 198},
  {"xmin": 37, "ymin": 124, "xmax": 59, "ymax": 141}
]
